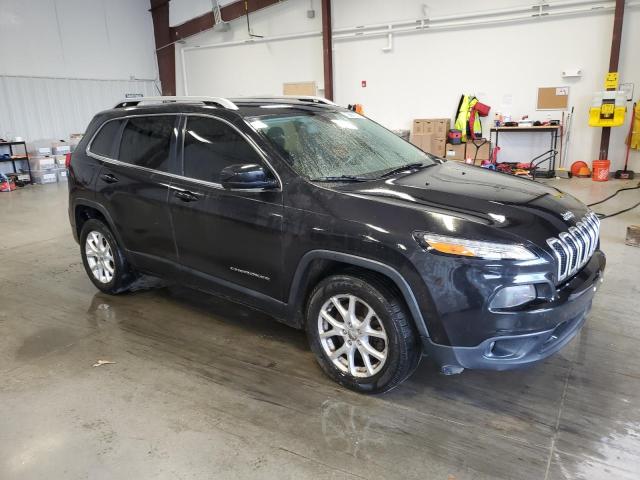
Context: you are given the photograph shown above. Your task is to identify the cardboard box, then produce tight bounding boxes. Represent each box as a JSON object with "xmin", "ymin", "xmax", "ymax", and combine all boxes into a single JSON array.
[
  {"xmin": 410, "ymin": 132, "xmax": 433, "ymax": 152},
  {"xmin": 429, "ymin": 138, "xmax": 446, "ymax": 157},
  {"xmin": 412, "ymin": 120, "xmax": 434, "ymax": 136},
  {"xmin": 412, "ymin": 118, "xmax": 451, "ymax": 139},
  {"xmin": 465, "ymin": 139, "xmax": 491, "ymax": 162},
  {"xmin": 445, "ymin": 143, "xmax": 466, "ymax": 161},
  {"xmin": 434, "ymin": 119, "xmax": 451, "ymax": 138},
  {"xmin": 69, "ymin": 133, "xmax": 84, "ymax": 145}
]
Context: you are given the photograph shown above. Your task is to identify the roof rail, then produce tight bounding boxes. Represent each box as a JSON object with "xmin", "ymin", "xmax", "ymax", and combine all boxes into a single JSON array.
[
  {"xmin": 287, "ymin": 95, "xmax": 337, "ymax": 105},
  {"xmin": 114, "ymin": 96, "xmax": 239, "ymax": 110},
  {"xmin": 236, "ymin": 95, "xmax": 337, "ymax": 106}
]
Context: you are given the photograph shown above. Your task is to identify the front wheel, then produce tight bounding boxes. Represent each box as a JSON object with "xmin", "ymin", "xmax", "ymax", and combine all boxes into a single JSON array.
[{"xmin": 306, "ymin": 274, "xmax": 420, "ymax": 393}]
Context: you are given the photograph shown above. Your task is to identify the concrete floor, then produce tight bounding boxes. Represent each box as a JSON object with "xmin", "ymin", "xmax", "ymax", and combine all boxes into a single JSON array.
[{"xmin": 0, "ymin": 178, "xmax": 639, "ymax": 480}]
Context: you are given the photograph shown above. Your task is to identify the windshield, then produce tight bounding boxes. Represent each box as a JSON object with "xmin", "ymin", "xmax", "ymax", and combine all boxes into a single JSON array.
[{"xmin": 248, "ymin": 110, "xmax": 436, "ymax": 180}]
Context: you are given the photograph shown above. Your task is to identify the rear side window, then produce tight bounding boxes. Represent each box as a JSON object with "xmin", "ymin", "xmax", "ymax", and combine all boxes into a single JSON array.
[
  {"xmin": 90, "ymin": 119, "xmax": 123, "ymax": 158},
  {"xmin": 119, "ymin": 116, "xmax": 175, "ymax": 172},
  {"xmin": 183, "ymin": 116, "xmax": 264, "ymax": 183}
]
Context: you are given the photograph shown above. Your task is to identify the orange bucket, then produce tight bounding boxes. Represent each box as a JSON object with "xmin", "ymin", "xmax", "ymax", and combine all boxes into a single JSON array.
[{"xmin": 592, "ymin": 160, "xmax": 610, "ymax": 181}]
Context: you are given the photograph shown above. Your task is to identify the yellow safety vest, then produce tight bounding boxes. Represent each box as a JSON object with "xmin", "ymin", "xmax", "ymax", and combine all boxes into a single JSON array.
[{"xmin": 454, "ymin": 95, "xmax": 482, "ymax": 142}]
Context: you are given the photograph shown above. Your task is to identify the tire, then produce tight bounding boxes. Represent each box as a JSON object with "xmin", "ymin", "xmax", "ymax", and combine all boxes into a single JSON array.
[
  {"xmin": 80, "ymin": 219, "xmax": 138, "ymax": 294},
  {"xmin": 306, "ymin": 273, "xmax": 420, "ymax": 393}
]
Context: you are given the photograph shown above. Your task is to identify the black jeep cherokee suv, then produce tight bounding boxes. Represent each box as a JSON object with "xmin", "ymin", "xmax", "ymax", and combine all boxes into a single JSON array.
[{"xmin": 68, "ymin": 96, "xmax": 605, "ymax": 393}]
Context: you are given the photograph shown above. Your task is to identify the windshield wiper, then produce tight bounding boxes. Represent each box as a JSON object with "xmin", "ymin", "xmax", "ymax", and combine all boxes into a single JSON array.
[
  {"xmin": 310, "ymin": 175, "xmax": 369, "ymax": 182},
  {"xmin": 378, "ymin": 162, "xmax": 431, "ymax": 178}
]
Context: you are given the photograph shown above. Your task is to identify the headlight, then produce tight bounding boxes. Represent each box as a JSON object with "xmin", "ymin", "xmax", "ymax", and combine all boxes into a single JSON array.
[{"xmin": 414, "ymin": 232, "xmax": 537, "ymax": 260}]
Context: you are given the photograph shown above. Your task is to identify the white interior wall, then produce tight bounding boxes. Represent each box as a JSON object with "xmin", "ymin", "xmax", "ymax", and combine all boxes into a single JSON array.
[
  {"xmin": 332, "ymin": 1, "xmax": 640, "ymax": 172},
  {"xmin": 0, "ymin": 76, "xmax": 157, "ymax": 143},
  {"xmin": 174, "ymin": 0, "xmax": 323, "ymax": 97},
  {"xmin": 0, "ymin": 0, "xmax": 157, "ymax": 80},
  {"xmin": 0, "ymin": 0, "xmax": 158, "ymax": 163}
]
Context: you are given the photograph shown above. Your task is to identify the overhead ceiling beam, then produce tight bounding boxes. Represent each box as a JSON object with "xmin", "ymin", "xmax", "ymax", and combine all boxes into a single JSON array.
[
  {"xmin": 150, "ymin": 0, "xmax": 282, "ymax": 95},
  {"xmin": 170, "ymin": 0, "xmax": 281, "ymax": 42},
  {"xmin": 321, "ymin": 0, "xmax": 333, "ymax": 101}
]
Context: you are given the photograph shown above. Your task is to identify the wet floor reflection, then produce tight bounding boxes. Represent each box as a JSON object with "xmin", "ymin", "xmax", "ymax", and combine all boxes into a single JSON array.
[{"xmin": 74, "ymin": 281, "xmax": 640, "ymax": 479}]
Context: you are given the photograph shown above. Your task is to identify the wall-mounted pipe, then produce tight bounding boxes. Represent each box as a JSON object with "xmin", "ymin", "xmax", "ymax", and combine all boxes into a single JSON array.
[
  {"xmin": 381, "ymin": 25, "xmax": 393, "ymax": 53},
  {"xmin": 183, "ymin": 29, "xmax": 322, "ymax": 51},
  {"xmin": 0, "ymin": 74, "xmax": 157, "ymax": 82},
  {"xmin": 331, "ymin": 0, "xmax": 613, "ymax": 35},
  {"xmin": 332, "ymin": 0, "xmax": 639, "ymax": 42},
  {"xmin": 183, "ymin": 0, "xmax": 638, "ymax": 52}
]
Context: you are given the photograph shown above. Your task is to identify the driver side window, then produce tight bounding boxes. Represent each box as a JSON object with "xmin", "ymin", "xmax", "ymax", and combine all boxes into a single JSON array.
[{"xmin": 183, "ymin": 116, "xmax": 264, "ymax": 184}]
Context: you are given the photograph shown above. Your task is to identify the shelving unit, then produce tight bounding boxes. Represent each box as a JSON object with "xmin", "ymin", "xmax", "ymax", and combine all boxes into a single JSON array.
[{"xmin": 0, "ymin": 141, "xmax": 33, "ymax": 184}]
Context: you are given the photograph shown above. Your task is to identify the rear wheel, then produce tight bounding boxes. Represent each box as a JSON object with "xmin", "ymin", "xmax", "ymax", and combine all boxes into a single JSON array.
[
  {"xmin": 80, "ymin": 219, "xmax": 137, "ymax": 294},
  {"xmin": 306, "ymin": 274, "xmax": 420, "ymax": 393}
]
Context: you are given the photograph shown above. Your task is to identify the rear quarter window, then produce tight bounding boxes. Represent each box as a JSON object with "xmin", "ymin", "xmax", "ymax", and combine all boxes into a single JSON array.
[{"xmin": 89, "ymin": 119, "xmax": 123, "ymax": 158}]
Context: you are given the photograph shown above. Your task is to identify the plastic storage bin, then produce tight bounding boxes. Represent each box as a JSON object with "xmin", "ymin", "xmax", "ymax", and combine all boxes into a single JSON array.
[
  {"xmin": 56, "ymin": 168, "xmax": 68, "ymax": 182},
  {"xmin": 31, "ymin": 169, "xmax": 58, "ymax": 184}
]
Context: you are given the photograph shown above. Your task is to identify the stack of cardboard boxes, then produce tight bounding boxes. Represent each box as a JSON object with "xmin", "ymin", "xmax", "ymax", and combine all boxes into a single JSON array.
[
  {"xmin": 410, "ymin": 119, "xmax": 449, "ymax": 157},
  {"xmin": 411, "ymin": 117, "xmax": 492, "ymax": 164}
]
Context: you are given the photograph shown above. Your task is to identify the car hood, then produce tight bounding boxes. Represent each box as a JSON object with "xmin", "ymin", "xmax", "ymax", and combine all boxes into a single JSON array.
[{"xmin": 337, "ymin": 161, "xmax": 590, "ymax": 246}]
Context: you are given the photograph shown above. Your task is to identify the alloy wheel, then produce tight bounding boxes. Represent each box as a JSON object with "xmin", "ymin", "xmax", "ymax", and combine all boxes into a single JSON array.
[
  {"xmin": 317, "ymin": 294, "xmax": 388, "ymax": 378},
  {"xmin": 85, "ymin": 231, "xmax": 115, "ymax": 284}
]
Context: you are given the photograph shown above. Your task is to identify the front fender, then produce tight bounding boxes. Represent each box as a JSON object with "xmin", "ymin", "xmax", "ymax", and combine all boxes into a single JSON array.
[{"xmin": 287, "ymin": 249, "xmax": 432, "ymax": 338}]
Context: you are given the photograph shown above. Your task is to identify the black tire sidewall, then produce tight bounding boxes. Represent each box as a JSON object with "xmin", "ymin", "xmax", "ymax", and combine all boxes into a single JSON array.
[
  {"xmin": 80, "ymin": 219, "xmax": 130, "ymax": 294},
  {"xmin": 306, "ymin": 275, "xmax": 415, "ymax": 393}
]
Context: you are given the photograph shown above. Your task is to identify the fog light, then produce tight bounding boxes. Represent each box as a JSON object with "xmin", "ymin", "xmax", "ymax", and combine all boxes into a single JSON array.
[{"xmin": 490, "ymin": 285, "xmax": 536, "ymax": 309}]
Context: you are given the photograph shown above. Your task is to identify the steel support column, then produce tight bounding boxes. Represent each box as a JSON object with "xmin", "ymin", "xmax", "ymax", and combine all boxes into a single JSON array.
[
  {"xmin": 149, "ymin": 0, "xmax": 176, "ymax": 96},
  {"xmin": 599, "ymin": 0, "xmax": 625, "ymax": 160},
  {"xmin": 321, "ymin": 0, "xmax": 334, "ymax": 101}
]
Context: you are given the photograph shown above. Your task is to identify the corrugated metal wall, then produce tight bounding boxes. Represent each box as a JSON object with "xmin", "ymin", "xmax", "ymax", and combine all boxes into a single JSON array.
[{"xmin": 0, "ymin": 76, "xmax": 158, "ymax": 143}]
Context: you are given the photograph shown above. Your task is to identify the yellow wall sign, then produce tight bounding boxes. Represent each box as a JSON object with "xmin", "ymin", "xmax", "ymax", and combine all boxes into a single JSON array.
[{"xmin": 605, "ymin": 72, "xmax": 619, "ymax": 90}]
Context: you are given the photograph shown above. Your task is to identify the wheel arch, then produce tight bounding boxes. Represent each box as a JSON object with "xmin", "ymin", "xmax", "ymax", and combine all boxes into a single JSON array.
[
  {"xmin": 287, "ymin": 250, "xmax": 430, "ymax": 338},
  {"xmin": 73, "ymin": 199, "xmax": 127, "ymax": 252}
]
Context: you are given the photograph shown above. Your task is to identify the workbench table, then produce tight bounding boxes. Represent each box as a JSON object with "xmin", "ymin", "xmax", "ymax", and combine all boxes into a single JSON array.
[{"xmin": 490, "ymin": 125, "xmax": 561, "ymax": 179}]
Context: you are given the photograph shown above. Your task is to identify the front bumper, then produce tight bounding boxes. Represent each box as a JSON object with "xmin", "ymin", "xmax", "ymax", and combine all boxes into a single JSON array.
[{"xmin": 421, "ymin": 251, "xmax": 605, "ymax": 371}]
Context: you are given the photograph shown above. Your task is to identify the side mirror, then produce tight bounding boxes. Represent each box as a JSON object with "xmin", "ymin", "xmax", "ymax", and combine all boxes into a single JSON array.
[{"xmin": 219, "ymin": 164, "xmax": 278, "ymax": 190}]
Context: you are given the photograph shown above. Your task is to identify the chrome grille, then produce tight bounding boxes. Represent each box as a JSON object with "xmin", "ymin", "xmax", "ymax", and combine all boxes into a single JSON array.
[{"xmin": 547, "ymin": 212, "xmax": 600, "ymax": 283}]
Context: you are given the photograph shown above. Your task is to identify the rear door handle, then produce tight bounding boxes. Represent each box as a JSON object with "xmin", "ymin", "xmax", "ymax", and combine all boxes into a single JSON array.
[
  {"xmin": 100, "ymin": 173, "xmax": 119, "ymax": 184},
  {"xmin": 174, "ymin": 190, "xmax": 199, "ymax": 202}
]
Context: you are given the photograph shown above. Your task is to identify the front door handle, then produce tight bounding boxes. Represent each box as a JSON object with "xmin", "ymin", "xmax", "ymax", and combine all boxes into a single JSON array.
[
  {"xmin": 174, "ymin": 190, "xmax": 199, "ymax": 202},
  {"xmin": 100, "ymin": 173, "xmax": 119, "ymax": 184}
]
